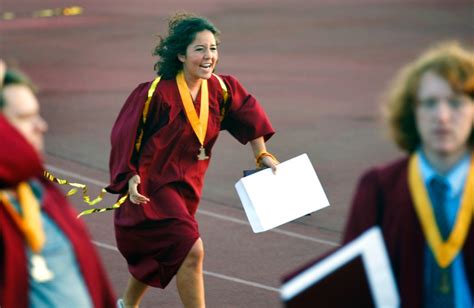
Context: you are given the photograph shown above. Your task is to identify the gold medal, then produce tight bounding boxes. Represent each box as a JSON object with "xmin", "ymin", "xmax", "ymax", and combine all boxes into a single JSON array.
[
  {"xmin": 197, "ymin": 146, "xmax": 209, "ymax": 160},
  {"xmin": 176, "ymin": 71, "xmax": 210, "ymax": 161},
  {"xmin": 31, "ymin": 254, "xmax": 54, "ymax": 282}
]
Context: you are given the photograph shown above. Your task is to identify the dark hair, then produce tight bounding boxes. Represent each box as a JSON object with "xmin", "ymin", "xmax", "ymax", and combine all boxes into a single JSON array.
[
  {"xmin": 384, "ymin": 41, "xmax": 474, "ymax": 152},
  {"xmin": 153, "ymin": 13, "xmax": 220, "ymax": 79},
  {"xmin": 0, "ymin": 69, "xmax": 36, "ymax": 109}
]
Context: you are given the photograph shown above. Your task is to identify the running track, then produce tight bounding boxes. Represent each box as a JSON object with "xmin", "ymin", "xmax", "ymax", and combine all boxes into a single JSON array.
[{"xmin": 1, "ymin": 0, "xmax": 473, "ymax": 306}]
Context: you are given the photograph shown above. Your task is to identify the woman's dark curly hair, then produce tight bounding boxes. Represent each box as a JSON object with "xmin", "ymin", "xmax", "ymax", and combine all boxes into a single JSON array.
[{"xmin": 153, "ymin": 13, "xmax": 220, "ymax": 79}]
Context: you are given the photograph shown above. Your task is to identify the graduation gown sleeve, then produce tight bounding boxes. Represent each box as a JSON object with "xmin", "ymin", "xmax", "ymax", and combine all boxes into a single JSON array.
[
  {"xmin": 106, "ymin": 81, "xmax": 162, "ymax": 194},
  {"xmin": 342, "ymin": 168, "xmax": 381, "ymax": 243},
  {"xmin": 220, "ymin": 75, "xmax": 275, "ymax": 144}
]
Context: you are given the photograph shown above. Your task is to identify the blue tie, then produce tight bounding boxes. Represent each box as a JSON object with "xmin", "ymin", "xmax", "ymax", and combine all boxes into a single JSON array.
[{"xmin": 424, "ymin": 177, "xmax": 455, "ymax": 308}]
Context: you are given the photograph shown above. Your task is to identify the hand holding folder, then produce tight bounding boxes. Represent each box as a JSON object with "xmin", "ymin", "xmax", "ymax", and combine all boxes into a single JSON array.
[{"xmin": 235, "ymin": 153, "xmax": 330, "ymax": 233}]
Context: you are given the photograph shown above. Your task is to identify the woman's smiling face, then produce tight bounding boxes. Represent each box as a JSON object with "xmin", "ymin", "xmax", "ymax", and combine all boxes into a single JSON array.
[{"xmin": 178, "ymin": 30, "xmax": 218, "ymax": 82}]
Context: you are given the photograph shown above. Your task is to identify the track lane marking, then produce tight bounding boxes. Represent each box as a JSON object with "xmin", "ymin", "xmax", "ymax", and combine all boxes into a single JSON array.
[{"xmin": 92, "ymin": 240, "xmax": 279, "ymax": 292}]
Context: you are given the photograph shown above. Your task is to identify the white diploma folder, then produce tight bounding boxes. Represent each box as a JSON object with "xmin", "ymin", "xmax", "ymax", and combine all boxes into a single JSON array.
[{"xmin": 234, "ymin": 153, "xmax": 330, "ymax": 233}]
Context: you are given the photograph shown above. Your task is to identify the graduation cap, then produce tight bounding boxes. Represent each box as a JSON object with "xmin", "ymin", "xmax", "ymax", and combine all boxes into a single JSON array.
[{"xmin": 281, "ymin": 227, "xmax": 400, "ymax": 308}]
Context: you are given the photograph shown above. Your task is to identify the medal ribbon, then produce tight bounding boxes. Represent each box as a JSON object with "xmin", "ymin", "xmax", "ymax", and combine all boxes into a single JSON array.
[
  {"xmin": 176, "ymin": 70, "xmax": 209, "ymax": 146},
  {"xmin": 0, "ymin": 182, "xmax": 44, "ymax": 253},
  {"xmin": 408, "ymin": 153, "xmax": 474, "ymax": 268}
]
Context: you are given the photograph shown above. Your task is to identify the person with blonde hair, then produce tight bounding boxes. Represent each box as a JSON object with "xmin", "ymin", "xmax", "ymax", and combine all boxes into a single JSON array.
[{"xmin": 343, "ymin": 42, "xmax": 474, "ymax": 307}]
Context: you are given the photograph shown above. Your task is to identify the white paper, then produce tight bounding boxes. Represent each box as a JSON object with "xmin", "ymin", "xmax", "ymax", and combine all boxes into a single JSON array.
[
  {"xmin": 280, "ymin": 227, "xmax": 400, "ymax": 307},
  {"xmin": 235, "ymin": 153, "xmax": 330, "ymax": 233}
]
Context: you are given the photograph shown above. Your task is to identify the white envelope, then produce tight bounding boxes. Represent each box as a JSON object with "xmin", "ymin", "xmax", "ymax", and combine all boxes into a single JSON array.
[{"xmin": 235, "ymin": 153, "xmax": 330, "ymax": 233}]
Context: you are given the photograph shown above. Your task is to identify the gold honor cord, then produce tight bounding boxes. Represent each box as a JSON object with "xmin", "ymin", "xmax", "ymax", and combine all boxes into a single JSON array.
[
  {"xmin": 176, "ymin": 71, "xmax": 209, "ymax": 159},
  {"xmin": 408, "ymin": 153, "xmax": 474, "ymax": 268},
  {"xmin": 43, "ymin": 171, "xmax": 106, "ymax": 205},
  {"xmin": 77, "ymin": 194, "xmax": 128, "ymax": 217},
  {"xmin": 43, "ymin": 75, "xmax": 221, "ymax": 216},
  {"xmin": 43, "ymin": 77, "xmax": 162, "ymax": 217},
  {"xmin": 43, "ymin": 171, "xmax": 128, "ymax": 217},
  {"xmin": 212, "ymin": 73, "xmax": 229, "ymax": 122},
  {"xmin": 135, "ymin": 76, "xmax": 161, "ymax": 152}
]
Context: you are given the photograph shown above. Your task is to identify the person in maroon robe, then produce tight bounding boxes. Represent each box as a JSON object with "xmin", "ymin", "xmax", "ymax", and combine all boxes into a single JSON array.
[
  {"xmin": 0, "ymin": 64, "xmax": 116, "ymax": 308},
  {"xmin": 343, "ymin": 42, "xmax": 474, "ymax": 307},
  {"xmin": 107, "ymin": 13, "xmax": 278, "ymax": 308}
]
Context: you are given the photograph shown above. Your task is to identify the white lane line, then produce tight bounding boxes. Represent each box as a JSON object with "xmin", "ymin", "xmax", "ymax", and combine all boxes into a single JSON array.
[
  {"xmin": 47, "ymin": 164, "xmax": 339, "ymax": 247},
  {"xmin": 202, "ymin": 271, "xmax": 279, "ymax": 292},
  {"xmin": 92, "ymin": 240, "xmax": 119, "ymax": 252},
  {"xmin": 92, "ymin": 240, "xmax": 279, "ymax": 293},
  {"xmin": 198, "ymin": 209, "xmax": 339, "ymax": 247},
  {"xmin": 271, "ymin": 228, "xmax": 338, "ymax": 247}
]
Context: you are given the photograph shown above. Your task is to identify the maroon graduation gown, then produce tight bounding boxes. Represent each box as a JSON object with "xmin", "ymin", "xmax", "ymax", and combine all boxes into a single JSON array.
[
  {"xmin": 0, "ymin": 115, "xmax": 116, "ymax": 308},
  {"xmin": 107, "ymin": 74, "xmax": 275, "ymax": 288},
  {"xmin": 343, "ymin": 157, "xmax": 474, "ymax": 308}
]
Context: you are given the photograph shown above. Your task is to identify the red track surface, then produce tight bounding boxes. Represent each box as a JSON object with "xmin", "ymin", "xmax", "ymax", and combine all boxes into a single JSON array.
[{"xmin": 1, "ymin": 0, "xmax": 473, "ymax": 306}]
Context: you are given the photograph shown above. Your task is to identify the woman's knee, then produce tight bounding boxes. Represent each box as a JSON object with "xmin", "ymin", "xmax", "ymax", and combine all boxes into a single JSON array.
[{"xmin": 183, "ymin": 239, "xmax": 204, "ymax": 268}]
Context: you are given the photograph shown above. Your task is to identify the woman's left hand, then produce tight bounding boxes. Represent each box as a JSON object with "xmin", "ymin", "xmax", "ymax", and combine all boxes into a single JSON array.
[{"xmin": 260, "ymin": 155, "xmax": 278, "ymax": 173}]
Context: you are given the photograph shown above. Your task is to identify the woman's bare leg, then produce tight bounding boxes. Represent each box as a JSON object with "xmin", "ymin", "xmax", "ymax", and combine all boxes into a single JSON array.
[
  {"xmin": 122, "ymin": 275, "xmax": 149, "ymax": 308},
  {"xmin": 176, "ymin": 238, "xmax": 205, "ymax": 308}
]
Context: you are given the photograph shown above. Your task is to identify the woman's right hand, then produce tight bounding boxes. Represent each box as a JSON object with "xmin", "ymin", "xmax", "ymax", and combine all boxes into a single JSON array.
[{"xmin": 128, "ymin": 175, "xmax": 150, "ymax": 205}]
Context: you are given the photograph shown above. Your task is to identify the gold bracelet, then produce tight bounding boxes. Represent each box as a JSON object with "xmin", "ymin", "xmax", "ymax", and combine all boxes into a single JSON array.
[{"xmin": 255, "ymin": 151, "xmax": 278, "ymax": 168}]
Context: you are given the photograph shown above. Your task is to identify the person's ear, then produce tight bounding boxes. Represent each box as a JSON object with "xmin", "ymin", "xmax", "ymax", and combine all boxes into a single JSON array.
[{"xmin": 178, "ymin": 54, "xmax": 186, "ymax": 63}]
